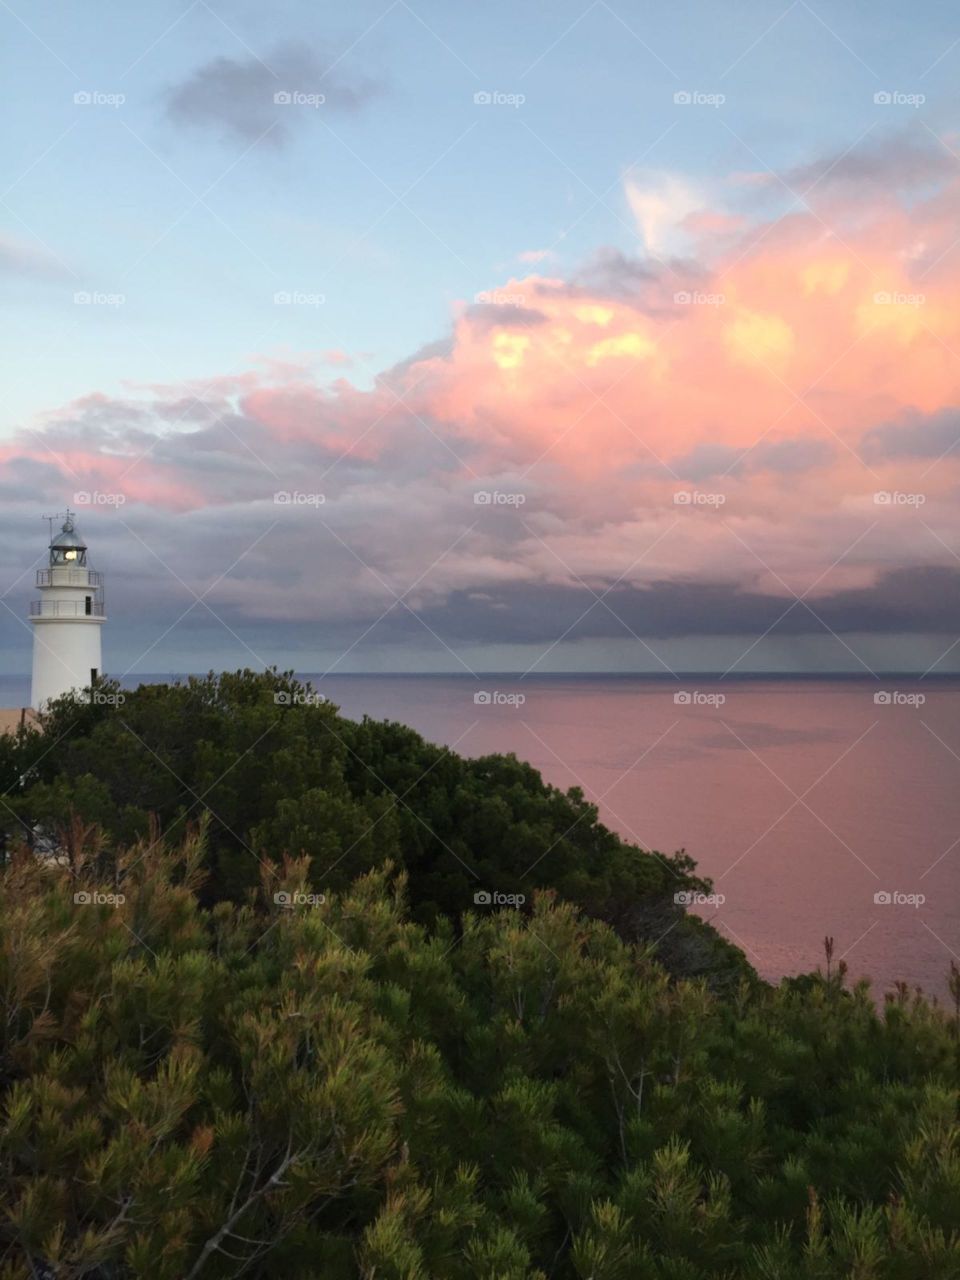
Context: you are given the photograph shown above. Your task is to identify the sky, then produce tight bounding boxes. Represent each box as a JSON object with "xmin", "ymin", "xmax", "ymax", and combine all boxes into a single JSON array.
[{"xmin": 4, "ymin": 0, "xmax": 960, "ymax": 675}]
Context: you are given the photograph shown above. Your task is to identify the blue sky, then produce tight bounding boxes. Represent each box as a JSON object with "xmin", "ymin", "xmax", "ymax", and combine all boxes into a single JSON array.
[
  {"xmin": 6, "ymin": 0, "xmax": 959, "ymax": 430},
  {"xmin": 5, "ymin": 0, "xmax": 960, "ymax": 676}
]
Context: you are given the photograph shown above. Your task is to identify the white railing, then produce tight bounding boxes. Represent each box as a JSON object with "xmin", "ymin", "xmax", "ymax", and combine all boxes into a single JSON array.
[
  {"xmin": 30, "ymin": 600, "xmax": 106, "ymax": 618},
  {"xmin": 36, "ymin": 569, "xmax": 103, "ymax": 588}
]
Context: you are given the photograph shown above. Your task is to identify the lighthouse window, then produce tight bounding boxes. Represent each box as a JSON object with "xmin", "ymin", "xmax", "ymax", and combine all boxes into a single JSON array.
[
  {"xmin": 64, "ymin": 549, "xmax": 77, "ymax": 561},
  {"xmin": 85, "ymin": 596, "xmax": 92, "ymax": 615}
]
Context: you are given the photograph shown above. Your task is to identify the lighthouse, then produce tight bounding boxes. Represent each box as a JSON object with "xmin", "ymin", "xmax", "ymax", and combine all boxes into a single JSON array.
[{"xmin": 29, "ymin": 512, "xmax": 107, "ymax": 710}]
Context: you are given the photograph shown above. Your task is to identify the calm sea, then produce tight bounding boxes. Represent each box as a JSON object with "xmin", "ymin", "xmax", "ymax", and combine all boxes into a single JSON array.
[{"xmin": 3, "ymin": 673, "xmax": 958, "ymax": 999}]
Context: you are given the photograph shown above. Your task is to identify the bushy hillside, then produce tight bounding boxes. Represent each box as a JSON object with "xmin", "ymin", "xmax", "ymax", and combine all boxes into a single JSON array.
[
  {"xmin": 1, "ymin": 671, "xmax": 957, "ymax": 1278},
  {"xmin": 1, "ymin": 831, "xmax": 959, "ymax": 1278},
  {"xmin": 0, "ymin": 670, "xmax": 748, "ymax": 990}
]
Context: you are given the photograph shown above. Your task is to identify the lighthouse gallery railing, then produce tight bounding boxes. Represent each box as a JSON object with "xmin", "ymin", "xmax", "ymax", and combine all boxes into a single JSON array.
[
  {"xmin": 36, "ymin": 569, "xmax": 103, "ymax": 588},
  {"xmin": 30, "ymin": 600, "xmax": 106, "ymax": 618}
]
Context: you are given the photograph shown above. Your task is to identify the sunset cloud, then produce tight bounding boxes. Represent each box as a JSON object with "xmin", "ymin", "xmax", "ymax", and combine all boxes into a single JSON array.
[{"xmin": 5, "ymin": 127, "xmax": 960, "ymax": 669}]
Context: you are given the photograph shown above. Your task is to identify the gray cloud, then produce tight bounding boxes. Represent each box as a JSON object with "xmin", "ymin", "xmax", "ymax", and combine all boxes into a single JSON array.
[
  {"xmin": 463, "ymin": 303, "xmax": 548, "ymax": 331},
  {"xmin": 0, "ymin": 233, "xmax": 70, "ymax": 281},
  {"xmin": 536, "ymin": 247, "xmax": 687, "ymax": 313},
  {"xmin": 781, "ymin": 129, "xmax": 954, "ymax": 194},
  {"xmin": 671, "ymin": 437, "xmax": 835, "ymax": 480},
  {"xmin": 165, "ymin": 45, "xmax": 381, "ymax": 145},
  {"xmin": 408, "ymin": 565, "xmax": 960, "ymax": 644},
  {"xmin": 379, "ymin": 337, "xmax": 454, "ymax": 389},
  {"xmin": 861, "ymin": 407, "xmax": 960, "ymax": 462}
]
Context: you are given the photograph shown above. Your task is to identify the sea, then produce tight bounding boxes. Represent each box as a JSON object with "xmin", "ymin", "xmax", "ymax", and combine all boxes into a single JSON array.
[{"xmin": 3, "ymin": 672, "xmax": 958, "ymax": 1000}]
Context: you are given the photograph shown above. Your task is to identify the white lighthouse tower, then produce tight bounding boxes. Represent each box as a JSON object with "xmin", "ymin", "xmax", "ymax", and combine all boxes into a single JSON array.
[{"xmin": 29, "ymin": 512, "xmax": 107, "ymax": 710}]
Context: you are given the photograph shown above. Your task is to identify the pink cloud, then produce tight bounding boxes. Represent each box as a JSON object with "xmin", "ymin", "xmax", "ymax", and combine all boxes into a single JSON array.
[{"xmin": 7, "ymin": 139, "xmax": 960, "ymax": 620}]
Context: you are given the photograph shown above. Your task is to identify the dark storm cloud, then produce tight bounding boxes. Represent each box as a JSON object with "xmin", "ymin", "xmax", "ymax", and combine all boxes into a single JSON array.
[
  {"xmin": 409, "ymin": 564, "xmax": 960, "ymax": 644},
  {"xmin": 165, "ymin": 45, "xmax": 381, "ymax": 145},
  {"xmin": 861, "ymin": 408, "xmax": 960, "ymax": 462}
]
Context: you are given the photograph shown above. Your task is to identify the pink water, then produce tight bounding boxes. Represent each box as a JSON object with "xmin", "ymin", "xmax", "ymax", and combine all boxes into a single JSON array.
[{"xmin": 315, "ymin": 676, "xmax": 960, "ymax": 999}]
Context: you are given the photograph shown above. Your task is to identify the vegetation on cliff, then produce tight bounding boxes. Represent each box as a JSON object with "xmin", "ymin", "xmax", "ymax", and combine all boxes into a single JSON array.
[{"xmin": 0, "ymin": 672, "xmax": 957, "ymax": 1278}]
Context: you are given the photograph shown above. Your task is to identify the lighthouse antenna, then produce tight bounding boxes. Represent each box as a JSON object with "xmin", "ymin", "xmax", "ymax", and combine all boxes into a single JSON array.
[{"xmin": 41, "ymin": 513, "xmax": 56, "ymax": 544}]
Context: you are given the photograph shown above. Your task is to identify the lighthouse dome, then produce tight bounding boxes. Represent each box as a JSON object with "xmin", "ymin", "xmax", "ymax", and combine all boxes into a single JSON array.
[
  {"xmin": 50, "ymin": 515, "xmax": 88, "ymax": 565},
  {"xmin": 51, "ymin": 516, "xmax": 85, "ymax": 550}
]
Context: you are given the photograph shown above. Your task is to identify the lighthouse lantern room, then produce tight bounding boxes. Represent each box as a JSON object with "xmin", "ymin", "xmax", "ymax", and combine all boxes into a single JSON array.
[{"xmin": 29, "ymin": 512, "xmax": 107, "ymax": 709}]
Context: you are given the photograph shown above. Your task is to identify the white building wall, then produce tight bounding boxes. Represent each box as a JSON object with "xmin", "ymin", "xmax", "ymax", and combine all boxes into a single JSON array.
[{"xmin": 30, "ymin": 619, "xmax": 104, "ymax": 709}]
